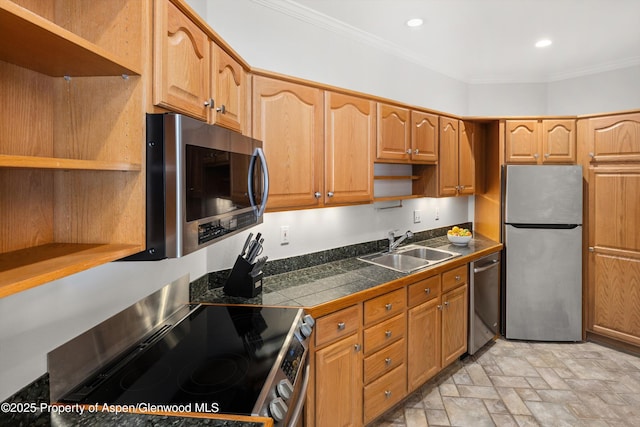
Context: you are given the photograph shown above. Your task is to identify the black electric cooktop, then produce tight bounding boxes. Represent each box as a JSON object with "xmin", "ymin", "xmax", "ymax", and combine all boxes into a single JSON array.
[{"xmin": 60, "ymin": 305, "xmax": 302, "ymax": 415}]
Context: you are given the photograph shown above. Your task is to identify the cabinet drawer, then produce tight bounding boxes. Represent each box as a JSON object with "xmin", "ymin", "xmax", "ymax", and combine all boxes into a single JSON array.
[
  {"xmin": 364, "ymin": 314, "xmax": 405, "ymax": 355},
  {"xmin": 407, "ymin": 275, "xmax": 441, "ymax": 307},
  {"xmin": 442, "ymin": 265, "xmax": 468, "ymax": 293},
  {"xmin": 363, "ymin": 338, "xmax": 405, "ymax": 384},
  {"xmin": 364, "ymin": 288, "xmax": 406, "ymax": 326},
  {"xmin": 364, "ymin": 364, "xmax": 407, "ymax": 424},
  {"xmin": 315, "ymin": 305, "xmax": 361, "ymax": 348}
]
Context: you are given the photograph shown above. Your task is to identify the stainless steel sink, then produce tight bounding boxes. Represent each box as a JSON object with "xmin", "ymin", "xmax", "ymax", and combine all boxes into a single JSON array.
[
  {"xmin": 357, "ymin": 245, "xmax": 460, "ymax": 273},
  {"xmin": 396, "ymin": 245, "xmax": 460, "ymax": 261}
]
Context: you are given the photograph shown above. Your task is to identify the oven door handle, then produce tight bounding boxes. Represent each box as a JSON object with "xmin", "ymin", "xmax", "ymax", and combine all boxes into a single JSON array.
[
  {"xmin": 287, "ymin": 361, "xmax": 310, "ymax": 427},
  {"xmin": 248, "ymin": 147, "xmax": 269, "ymax": 217}
]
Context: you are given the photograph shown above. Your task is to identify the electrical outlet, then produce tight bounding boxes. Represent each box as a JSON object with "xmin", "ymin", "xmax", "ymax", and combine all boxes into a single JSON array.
[
  {"xmin": 280, "ymin": 225, "xmax": 290, "ymax": 245},
  {"xmin": 413, "ymin": 210, "xmax": 421, "ymax": 223}
]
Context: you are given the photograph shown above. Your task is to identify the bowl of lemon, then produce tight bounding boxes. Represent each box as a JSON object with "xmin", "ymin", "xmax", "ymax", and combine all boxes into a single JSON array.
[{"xmin": 447, "ymin": 226, "xmax": 472, "ymax": 246}]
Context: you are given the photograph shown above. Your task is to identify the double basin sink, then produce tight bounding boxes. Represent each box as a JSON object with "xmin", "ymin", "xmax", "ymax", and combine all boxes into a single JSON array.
[{"xmin": 358, "ymin": 245, "xmax": 461, "ymax": 273}]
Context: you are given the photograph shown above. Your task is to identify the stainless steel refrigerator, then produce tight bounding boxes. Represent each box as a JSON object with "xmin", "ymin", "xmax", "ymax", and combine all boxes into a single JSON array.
[{"xmin": 503, "ymin": 165, "xmax": 582, "ymax": 341}]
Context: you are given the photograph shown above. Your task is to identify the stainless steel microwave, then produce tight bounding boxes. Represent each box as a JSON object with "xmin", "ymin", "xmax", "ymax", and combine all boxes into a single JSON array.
[{"xmin": 125, "ymin": 113, "xmax": 268, "ymax": 260}]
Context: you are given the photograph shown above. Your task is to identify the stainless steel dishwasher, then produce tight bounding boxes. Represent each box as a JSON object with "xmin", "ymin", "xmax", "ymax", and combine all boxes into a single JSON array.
[{"xmin": 468, "ymin": 251, "xmax": 501, "ymax": 355}]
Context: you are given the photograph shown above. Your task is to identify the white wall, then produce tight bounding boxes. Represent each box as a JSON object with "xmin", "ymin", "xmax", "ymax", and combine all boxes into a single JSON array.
[{"xmin": 467, "ymin": 82, "xmax": 548, "ymax": 117}]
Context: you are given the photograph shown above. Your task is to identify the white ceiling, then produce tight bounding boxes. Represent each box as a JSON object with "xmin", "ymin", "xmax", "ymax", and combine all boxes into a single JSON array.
[{"xmin": 259, "ymin": 0, "xmax": 640, "ymax": 84}]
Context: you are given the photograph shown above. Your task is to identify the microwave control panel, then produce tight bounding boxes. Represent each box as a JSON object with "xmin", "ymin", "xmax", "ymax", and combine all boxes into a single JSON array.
[{"xmin": 198, "ymin": 211, "xmax": 257, "ymax": 245}]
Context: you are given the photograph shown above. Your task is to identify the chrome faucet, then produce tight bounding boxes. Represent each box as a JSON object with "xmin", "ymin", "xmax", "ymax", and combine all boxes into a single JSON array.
[{"xmin": 388, "ymin": 230, "xmax": 413, "ymax": 252}]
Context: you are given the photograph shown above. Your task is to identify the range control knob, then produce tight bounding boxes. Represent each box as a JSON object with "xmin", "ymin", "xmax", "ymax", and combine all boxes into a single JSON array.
[
  {"xmin": 300, "ymin": 322, "xmax": 312, "ymax": 338},
  {"xmin": 302, "ymin": 314, "xmax": 315, "ymax": 327},
  {"xmin": 269, "ymin": 397, "xmax": 288, "ymax": 423},
  {"xmin": 277, "ymin": 379, "xmax": 294, "ymax": 400}
]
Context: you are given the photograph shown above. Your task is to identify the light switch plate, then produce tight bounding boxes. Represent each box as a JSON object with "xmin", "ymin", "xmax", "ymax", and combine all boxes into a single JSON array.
[
  {"xmin": 280, "ymin": 225, "xmax": 290, "ymax": 245},
  {"xmin": 413, "ymin": 210, "xmax": 421, "ymax": 223}
]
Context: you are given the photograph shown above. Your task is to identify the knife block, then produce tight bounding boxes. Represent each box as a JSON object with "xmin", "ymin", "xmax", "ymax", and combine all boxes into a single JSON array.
[{"xmin": 223, "ymin": 256, "xmax": 263, "ymax": 298}]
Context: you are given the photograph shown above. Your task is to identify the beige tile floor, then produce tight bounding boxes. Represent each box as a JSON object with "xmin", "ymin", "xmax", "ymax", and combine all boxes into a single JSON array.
[{"xmin": 370, "ymin": 338, "xmax": 640, "ymax": 427}]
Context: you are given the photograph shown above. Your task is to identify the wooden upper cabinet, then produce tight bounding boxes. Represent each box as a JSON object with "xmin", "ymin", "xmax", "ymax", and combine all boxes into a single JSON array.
[
  {"xmin": 542, "ymin": 120, "xmax": 576, "ymax": 163},
  {"xmin": 438, "ymin": 117, "xmax": 459, "ymax": 196},
  {"xmin": 583, "ymin": 112, "xmax": 640, "ymax": 163},
  {"xmin": 506, "ymin": 119, "xmax": 576, "ymax": 164},
  {"xmin": 505, "ymin": 120, "xmax": 539, "ymax": 163},
  {"xmin": 458, "ymin": 121, "xmax": 476, "ymax": 194},
  {"xmin": 411, "ymin": 111, "xmax": 438, "ymax": 163},
  {"xmin": 210, "ymin": 44, "xmax": 247, "ymax": 133},
  {"xmin": 325, "ymin": 92, "xmax": 375, "ymax": 205},
  {"xmin": 252, "ymin": 76, "xmax": 324, "ymax": 211},
  {"xmin": 154, "ymin": 0, "xmax": 210, "ymax": 120},
  {"xmin": 377, "ymin": 103, "xmax": 410, "ymax": 161}
]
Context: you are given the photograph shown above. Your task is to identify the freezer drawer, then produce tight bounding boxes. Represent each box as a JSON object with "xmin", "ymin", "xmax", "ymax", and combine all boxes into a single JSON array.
[
  {"xmin": 469, "ymin": 252, "xmax": 501, "ymax": 355},
  {"xmin": 505, "ymin": 225, "xmax": 582, "ymax": 341}
]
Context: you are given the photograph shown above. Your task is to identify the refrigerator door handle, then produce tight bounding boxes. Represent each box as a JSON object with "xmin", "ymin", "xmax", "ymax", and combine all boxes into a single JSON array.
[{"xmin": 507, "ymin": 223, "xmax": 580, "ymax": 230}]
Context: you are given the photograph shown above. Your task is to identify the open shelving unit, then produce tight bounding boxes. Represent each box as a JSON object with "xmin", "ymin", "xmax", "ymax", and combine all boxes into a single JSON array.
[{"xmin": 0, "ymin": 0, "xmax": 148, "ymax": 298}]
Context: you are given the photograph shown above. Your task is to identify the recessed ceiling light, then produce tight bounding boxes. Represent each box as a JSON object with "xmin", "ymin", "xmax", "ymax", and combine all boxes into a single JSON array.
[
  {"xmin": 535, "ymin": 39, "xmax": 552, "ymax": 48},
  {"xmin": 406, "ymin": 18, "xmax": 424, "ymax": 28}
]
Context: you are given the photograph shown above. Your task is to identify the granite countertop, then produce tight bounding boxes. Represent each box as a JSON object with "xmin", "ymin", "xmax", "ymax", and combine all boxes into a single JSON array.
[{"xmin": 194, "ymin": 235, "xmax": 502, "ymax": 314}]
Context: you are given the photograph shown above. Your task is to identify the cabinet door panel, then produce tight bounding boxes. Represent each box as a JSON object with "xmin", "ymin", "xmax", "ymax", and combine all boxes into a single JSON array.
[
  {"xmin": 154, "ymin": 0, "xmax": 209, "ymax": 120},
  {"xmin": 458, "ymin": 120, "xmax": 475, "ymax": 194},
  {"xmin": 315, "ymin": 333, "xmax": 363, "ymax": 427},
  {"xmin": 252, "ymin": 76, "xmax": 323, "ymax": 210},
  {"xmin": 408, "ymin": 298, "xmax": 441, "ymax": 391},
  {"xmin": 442, "ymin": 284, "xmax": 468, "ymax": 367},
  {"xmin": 592, "ymin": 254, "xmax": 640, "ymax": 345},
  {"xmin": 325, "ymin": 92, "xmax": 374, "ymax": 205},
  {"xmin": 377, "ymin": 103, "xmax": 410, "ymax": 161},
  {"xmin": 411, "ymin": 111, "xmax": 438, "ymax": 163},
  {"xmin": 587, "ymin": 113, "xmax": 640, "ymax": 163},
  {"xmin": 543, "ymin": 119, "xmax": 575, "ymax": 163},
  {"xmin": 505, "ymin": 120, "xmax": 539, "ymax": 163},
  {"xmin": 211, "ymin": 44, "xmax": 245, "ymax": 133},
  {"xmin": 438, "ymin": 117, "xmax": 459, "ymax": 196}
]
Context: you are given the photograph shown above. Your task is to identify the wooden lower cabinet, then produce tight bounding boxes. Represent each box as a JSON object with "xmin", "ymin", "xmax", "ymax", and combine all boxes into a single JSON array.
[
  {"xmin": 310, "ymin": 264, "xmax": 470, "ymax": 426},
  {"xmin": 441, "ymin": 283, "xmax": 469, "ymax": 367},
  {"xmin": 314, "ymin": 332, "xmax": 363, "ymax": 427}
]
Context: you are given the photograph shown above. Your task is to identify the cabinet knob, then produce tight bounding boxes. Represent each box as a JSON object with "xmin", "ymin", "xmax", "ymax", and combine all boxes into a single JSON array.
[
  {"xmin": 385, "ymin": 303, "xmax": 392, "ymax": 311},
  {"xmin": 354, "ymin": 344, "xmax": 362, "ymax": 352},
  {"xmin": 327, "ymin": 191, "xmax": 334, "ymax": 198},
  {"xmin": 444, "ymin": 301, "xmax": 450, "ymax": 307},
  {"xmin": 385, "ymin": 357, "xmax": 392, "ymax": 366},
  {"xmin": 589, "ymin": 152, "xmax": 595, "ymax": 158},
  {"xmin": 544, "ymin": 153, "xmax": 550, "ymax": 158},
  {"xmin": 384, "ymin": 390, "xmax": 392, "ymax": 399},
  {"xmin": 216, "ymin": 104, "xmax": 226, "ymax": 114},
  {"xmin": 437, "ymin": 305, "xmax": 443, "ymax": 310},
  {"xmin": 414, "ymin": 149, "xmax": 419, "ymax": 155},
  {"xmin": 203, "ymin": 98, "xmax": 214, "ymax": 108},
  {"xmin": 460, "ymin": 185, "xmax": 465, "ymax": 191},
  {"xmin": 588, "ymin": 247, "xmax": 595, "ymax": 252},
  {"xmin": 314, "ymin": 192, "xmax": 321, "ymax": 199},
  {"xmin": 385, "ymin": 330, "xmax": 392, "ymax": 338},
  {"xmin": 406, "ymin": 149, "xmax": 412, "ymax": 154},
  {"xmin": 424, "ymin": 288, "xmax": 431, "ymax": 295},
  {"xmin": 455, "ymin": 275, "xmax": 461, "ymax": 281},
  {"xmin": 337, "ymin": 322, "xmax": 346, "ymax": 330}
]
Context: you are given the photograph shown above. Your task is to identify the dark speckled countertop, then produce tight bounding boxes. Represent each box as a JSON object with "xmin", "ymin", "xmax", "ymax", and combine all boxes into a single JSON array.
[{"xmin": 194, "ymin": 235, "xmax": 502, "ymax": 314}]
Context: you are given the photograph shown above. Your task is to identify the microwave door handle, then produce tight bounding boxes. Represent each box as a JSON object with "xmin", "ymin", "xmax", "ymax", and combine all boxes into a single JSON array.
[{"xmin": 248, "ymin": 147, "xmax": 269, "ymax": 217}]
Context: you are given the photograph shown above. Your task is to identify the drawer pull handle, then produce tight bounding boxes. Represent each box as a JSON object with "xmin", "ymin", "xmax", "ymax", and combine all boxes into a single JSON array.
[
  {"xmin": 424, "ymin": 288, "xmax": 431, "ymax": 294},
  {"xmin": 385, "ymin": 303, "xmax": 392, "ymax": 311},
  {"xmin": 385, "ymin": 330, "xmax": 392, "ymax": 338},
  {"xmin": 455, "ymin": 275, "xmax": 461, "ymax": 281},
  {"xmin": 385, "ymin": 357, "xmax": 392, "ymax": 366},
  {"xmin": 384, "ymin": 390, "xmax": 392, "ymax": 399},
  {"xmin": 337, "ymin": 322, "xmax": 346, "ymax": 330}
]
